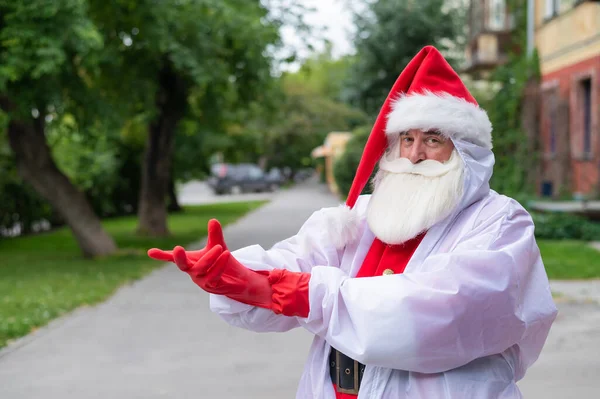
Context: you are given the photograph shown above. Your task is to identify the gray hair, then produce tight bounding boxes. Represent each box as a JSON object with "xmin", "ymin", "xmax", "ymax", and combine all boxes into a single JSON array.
[
  {"xmin": 371, "ymin": 132, "xmax": 402, "ymax": 191},
  {"xmin": 384, "ymin": 132, "xmax": 402, "ymax": 159}
]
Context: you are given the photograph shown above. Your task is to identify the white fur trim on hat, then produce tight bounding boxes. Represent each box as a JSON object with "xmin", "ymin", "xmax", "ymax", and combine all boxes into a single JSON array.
[
  {"xmin": 385, "ymin": 91, "xmax": 493, "ymax": 149},
  {"xmin": 321, "ymin": 204, "xmax": 361, "ymax": 249}
]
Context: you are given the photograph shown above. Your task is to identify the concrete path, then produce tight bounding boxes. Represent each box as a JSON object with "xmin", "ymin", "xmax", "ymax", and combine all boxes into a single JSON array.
[
  {"xmin": 2, "ymin": 178, "xmax": 600, "ymax": 398},
  {"xmin": 517, "ymin": 301, "xmax": 600, "ymax": 398},
  {"xmin": 0, "ymin": 178, "xmax": 340, "ymax": 399},
  {"xmin": 549, "ymin": 279, "xmax": 600, "ymax": 304}
]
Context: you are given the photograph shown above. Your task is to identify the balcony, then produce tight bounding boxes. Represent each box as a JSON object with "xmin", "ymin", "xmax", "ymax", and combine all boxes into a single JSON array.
[
  {"xmin": 463, "ymin": 32, "xmax": 512, "ymax": 74},
  {"xmin": 464, "ymin": 0, "xmax": 515, "ymax": 74}
]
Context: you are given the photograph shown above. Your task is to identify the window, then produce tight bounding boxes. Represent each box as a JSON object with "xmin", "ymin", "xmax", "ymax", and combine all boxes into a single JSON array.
[
  {"xmin": 545, "ymin": 0, "xmax": 560, "ymax": 19},
  {"xmin": 582, "ymin": 78, "xmax": 592, "ymax": 156},
  {"xmin": 489, "ymin": 0, "xmax": 506, "ymax": 30}
]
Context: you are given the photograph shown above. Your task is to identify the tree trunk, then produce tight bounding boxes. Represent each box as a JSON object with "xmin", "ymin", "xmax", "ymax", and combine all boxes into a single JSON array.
[
  {"xmin": 167, "ymin": 175, "xmax": 182, "ymax": 213},
  {"xmin": 5, "ymin": 112, "xmax": 117, "ymax": 258},
  {"xmin": 137, "ymin": 62, "xmax": 188, "ymax": 235}
]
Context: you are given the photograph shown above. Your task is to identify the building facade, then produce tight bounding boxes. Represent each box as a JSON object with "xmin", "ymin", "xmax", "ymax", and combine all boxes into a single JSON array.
[
  {"xmin": 466, "ymin": 0, "xmax": 600, "ymax": 198},
  {"xmin": 536, "ymin": 0, "xmax": 600, "ymax": 198}
]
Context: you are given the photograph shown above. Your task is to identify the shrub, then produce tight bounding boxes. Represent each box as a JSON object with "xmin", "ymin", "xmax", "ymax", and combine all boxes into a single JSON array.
[
  {"xmin": 332, "ymin": 125, "xmax": 374, "ymax": 199},
  {"xmin": 531, "ymin": 212, "xmax": 600, "ymax": 241}
]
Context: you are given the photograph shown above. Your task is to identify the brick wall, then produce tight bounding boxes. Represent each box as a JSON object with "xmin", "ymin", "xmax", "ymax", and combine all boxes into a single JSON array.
[{"xmin": 540, "ymin": 54, "xmax": 600, "ymax": 197}]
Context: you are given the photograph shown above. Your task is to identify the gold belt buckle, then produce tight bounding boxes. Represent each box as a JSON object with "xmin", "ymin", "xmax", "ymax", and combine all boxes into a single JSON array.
[{"xmin": 335, "ymin": 350, "xmax": 360, "ymax": 394}]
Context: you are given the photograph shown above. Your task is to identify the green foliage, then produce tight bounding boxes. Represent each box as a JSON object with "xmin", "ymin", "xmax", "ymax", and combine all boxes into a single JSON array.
[
  {"xmin": 0, "ymin": 114, "xmax": 59, "ymax": 233},
  {"xmin": 346, "ymin": 0, "xmax": 461, "ymax": 115},
  {"xmin": 532, "ymin": 212, "xmax": 600, "ymax": 241},
  {"xmin": 0, "ymin": 0, "xmax": 104, "ymax": 119},
  {"xmin": 283, "ymin": 46, "xmax": 355, "ymax": 102},
  {"xmin": 0, "ymin": 0, "xmax": 290, "ymax": 238},
  {"xmin": 0, "ymin": 200, "xmax": 265, "ymax": 348},
  {"xmin": 484, "ymin": 52, "xmax": 540, "ymax": 197},
  {"xmin": 0, "ymin": 153, "xmax": 60, "ymax": 235},
  {"xmin": 85, "ymin": 0, "xmax": 291, "ymax": 187},
  {"xmin": 264, "ymin": 78, "xmax": 368, "ymax": 175},
  {"xmin": 333, "ymin": 125, "xmax": 374, "ymax": 198},
  {"xmin": 88, "ymin": 0, "xmax": 282, "ymax": 128},
  {"xmin": 538, "ymin": 240, "xmax": 600, "ymax": 279},
  {"xmin": 485, "ymin": 0, "xmax": 539, "ymax": 197},
  {"xmin": 46, "ymin": 112, "xmax": 143, "ymax": 218}
]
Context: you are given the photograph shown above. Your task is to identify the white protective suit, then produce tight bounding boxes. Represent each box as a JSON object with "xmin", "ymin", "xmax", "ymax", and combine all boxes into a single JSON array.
[{"xmin": 210, "ymin": 139, "xmax": 558, "ymax": 398}]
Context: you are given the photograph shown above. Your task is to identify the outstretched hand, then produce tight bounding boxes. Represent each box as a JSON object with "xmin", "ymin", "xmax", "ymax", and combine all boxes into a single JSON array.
[
  {"xmin": 173, "ymin": 243, "xmax": 273, "ymax": 309},
  {"xmin": 147, "ymin": 219, "xmax": 227, "ymax": 268}
]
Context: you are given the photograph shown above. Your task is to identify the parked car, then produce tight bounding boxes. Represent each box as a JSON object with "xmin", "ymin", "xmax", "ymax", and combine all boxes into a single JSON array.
[{"xmin": 207, "ymin": 163, "xmax": 280, "ymax": 195}]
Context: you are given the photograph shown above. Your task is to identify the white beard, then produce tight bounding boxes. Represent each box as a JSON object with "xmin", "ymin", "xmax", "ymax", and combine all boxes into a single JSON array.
[{"xmin": 367, "ymin": 151, "xmax": 465, "ymax": 245}]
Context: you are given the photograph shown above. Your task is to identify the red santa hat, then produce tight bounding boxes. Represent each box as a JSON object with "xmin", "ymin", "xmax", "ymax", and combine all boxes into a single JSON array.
[{"xmin": 327, "ymin": 45, "xmax": 492, "ymax": 248}]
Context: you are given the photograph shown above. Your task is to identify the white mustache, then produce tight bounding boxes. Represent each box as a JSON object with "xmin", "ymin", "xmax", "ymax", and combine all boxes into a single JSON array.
[{"xmin": 378, "ymin": 151, "xmax": 460, "ymax": 177}]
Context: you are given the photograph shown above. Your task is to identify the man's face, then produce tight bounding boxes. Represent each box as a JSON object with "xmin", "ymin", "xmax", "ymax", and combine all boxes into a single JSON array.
[
  {"xmin": 366, "ymin": 129, "xmax": 464, "ymax": 245},
  {"xmin": 399, "ymin": 129, "xmax": 455, "ymax": 163}
]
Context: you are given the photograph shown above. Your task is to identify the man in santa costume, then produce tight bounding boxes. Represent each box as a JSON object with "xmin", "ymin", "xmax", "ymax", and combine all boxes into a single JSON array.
[{"xmin": 148, "ymin": 46, "xmax": 557, "ymax": 398}]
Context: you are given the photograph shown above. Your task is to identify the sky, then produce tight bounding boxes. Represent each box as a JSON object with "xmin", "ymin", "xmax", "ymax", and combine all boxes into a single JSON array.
[{"xmin": 279, "ymin": 0, "xmax": 358, "ymax": 71}]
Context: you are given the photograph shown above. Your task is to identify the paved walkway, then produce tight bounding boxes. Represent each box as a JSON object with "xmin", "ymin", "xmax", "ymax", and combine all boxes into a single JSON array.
[
  {"xmin": 0, "ymin": 178, "xmax": 339, "ymax": 399},
  {"xmin": 1, "ymin": 178, "xmax": 600, "ymax": 398}
]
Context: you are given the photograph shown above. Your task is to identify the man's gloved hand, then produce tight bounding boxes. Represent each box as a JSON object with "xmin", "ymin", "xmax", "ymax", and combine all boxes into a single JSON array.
[
  {"xmin": 148, "ymin": 219, "xmax": 311, "ymax": 317},
  {"xmin": 147, "ymin": 219, "xmax": 227, "ymax": 268},
  {"xmin": 175, "ymin": 244, "xmax": 273, "ymax": 309}
]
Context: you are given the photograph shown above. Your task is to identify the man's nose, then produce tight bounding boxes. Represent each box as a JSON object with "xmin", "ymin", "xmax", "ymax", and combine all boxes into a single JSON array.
[{"xmin": 407, "ymin": 141, "xmax": 426, "ymax": 164}]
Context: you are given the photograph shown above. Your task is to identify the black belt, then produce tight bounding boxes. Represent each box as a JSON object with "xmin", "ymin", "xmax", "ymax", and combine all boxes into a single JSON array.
[{"xmin": 329, "ymin": 347, "xmax": 366, "ymax": 394}]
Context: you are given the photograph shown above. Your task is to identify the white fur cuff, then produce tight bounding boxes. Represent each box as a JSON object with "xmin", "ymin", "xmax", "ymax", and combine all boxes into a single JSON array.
[{"xmin": 321, "ymin": 205, "xmax": 362, "ymax": 249}]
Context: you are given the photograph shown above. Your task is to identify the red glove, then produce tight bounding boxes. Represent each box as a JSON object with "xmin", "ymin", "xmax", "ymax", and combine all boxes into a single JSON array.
[
  {"xmin": 175, "ymin": 245, "xmax": 311, "ymax": 317},
  {"xmin": 177, "ymin": 244, "xmax": 273, "ymax": 308},
  {"xmin": 147, "ymin": 219, "xmax": 227, "ymax": 268},
  {"xmin": 269, "ymin": 268, "xmax": 311, "ymax": 318}
]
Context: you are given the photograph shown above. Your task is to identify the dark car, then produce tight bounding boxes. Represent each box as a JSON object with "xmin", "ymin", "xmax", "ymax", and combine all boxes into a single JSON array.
[{"xmin": 208, "ymin": 163, "xmax": 280, "ymax": 195}]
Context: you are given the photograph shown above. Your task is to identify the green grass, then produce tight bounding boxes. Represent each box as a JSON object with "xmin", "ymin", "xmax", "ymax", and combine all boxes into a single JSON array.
[
  {"xmin": 0, "ymin": 201, "xmax": 265, "ymax": 348},
  {"xmin": 539, "ymin": 240, "xmax": 600, "ymax": 279}
]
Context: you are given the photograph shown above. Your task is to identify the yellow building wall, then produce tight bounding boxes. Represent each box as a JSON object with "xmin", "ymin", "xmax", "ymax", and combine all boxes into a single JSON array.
[
  {"xmin": 535, "ymin": 2, "xmax": 600, "ymax": 75},
  {"xmin": 313, "ymin": 132, "xmax": 352, "ymax": 195},
  {"xmin": 534, "ymin": 0, "xmax": 578, "ymax": 27}
]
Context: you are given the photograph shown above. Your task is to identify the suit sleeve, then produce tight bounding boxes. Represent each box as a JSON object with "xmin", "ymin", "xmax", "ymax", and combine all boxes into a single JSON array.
[{"xmin": 209, "ymin": 207, "xmax": 345, "ymax": 332}]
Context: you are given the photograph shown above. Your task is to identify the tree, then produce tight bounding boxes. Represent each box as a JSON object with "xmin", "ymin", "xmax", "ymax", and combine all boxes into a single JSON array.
[
  {"xmin": 484, "ymin": 0, "xmax": 542, "ymax": 198},
  {"xmin": 283, "ymin": 43, "xmax": 355, "ymax": 102},
  {"xmin": 88, "ymin": 0, "xmax": 283, "ymax": 236},
  {"xmin": 0, "ymin": 0, "xmax": 117, "ymax": 257},
  {"xmin": 346, "ymin": 0, "xmax": 461, "ymax": 115},
  {"xmin": 265, "ymin": 77, "xmax": 367, "ymax": 176}
]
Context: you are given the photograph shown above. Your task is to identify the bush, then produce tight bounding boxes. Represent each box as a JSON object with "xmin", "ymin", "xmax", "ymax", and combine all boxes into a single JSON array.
[
  {"xmin": 0, "ymin": 135, "xmax": 63, "ymax": 236},
  {"xmin": 531, "ymin": 212, "xmax": 600, "ymax": 241},
  {"xmin": 333, "ymin": 125, "xmax": 375, "ymax": 198}
]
